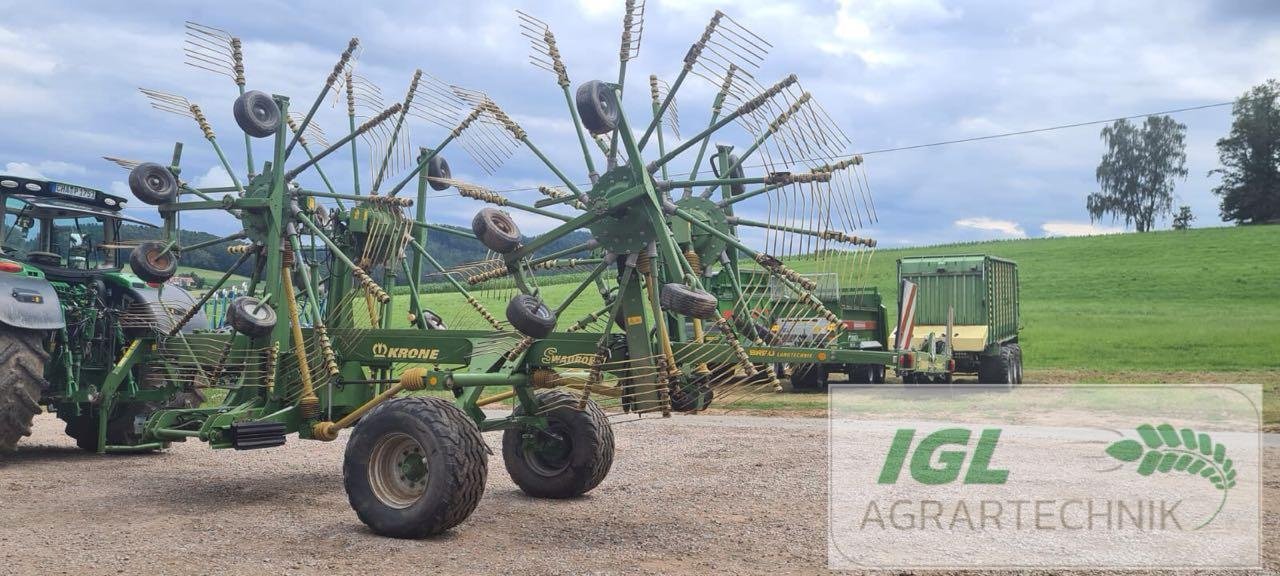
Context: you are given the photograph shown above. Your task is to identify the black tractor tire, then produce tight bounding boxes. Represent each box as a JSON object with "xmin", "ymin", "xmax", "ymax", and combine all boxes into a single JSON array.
[
  {"xmin": 426, "ymin": 155, "xmax": 452, "ymax": 190},
  {"xmin": 471, "ymin": 208, "xmax": 521, "ymax": 254},
  {"xmin": 503, "ymin": 390, "xmax": 614, "ymax": 499},
  {"xmin": 0, "ymin": 329, "xmax": 48, "ymax": 452},
  {"xmin": 506, "ymin": 294, "xmax": 556, "ymax": 338},
  {"xmin": 129, "ymin": 241, "xmax": 178, "ymax": 283},
  {"xmin": 575, "ymin": 80, "xmax": 619, "ymax": 135},
  {"xmin": 62, "ymin": 364, "xmax": 205, "ymax": 452},
  {"xmin": 344, "ymin": 397, "xmax": 488, "ymax": 538},
  {"xmin": 659, "ymin": 283, "xmax": 718, "ymax": 319},
  {"xmin": 978, "ymin": 346, "xmax": 1016, "ymax": 389},
  {"xmin": 127, "ymin": 162, "xmax": 179, "ymax": 205},
  {"xmin": 233, "ymin": 90, "xmax": 281, "ymax": 138},
  {"xmin": 227, "ymin": 296, "xmax": 277, "ymax": 338},
  {"xmin": 420, "ymin": 308, "xmax": 446, "ymax": 330},
  {"xmin": 790, "ymin": 363, "xmax": 826, "ymax": 390}
]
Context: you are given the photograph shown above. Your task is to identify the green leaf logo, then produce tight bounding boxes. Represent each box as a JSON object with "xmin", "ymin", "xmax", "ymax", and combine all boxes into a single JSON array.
[{"xmin": 1104, "ymin": 423, "xmax": 1234, "ymax": 529}]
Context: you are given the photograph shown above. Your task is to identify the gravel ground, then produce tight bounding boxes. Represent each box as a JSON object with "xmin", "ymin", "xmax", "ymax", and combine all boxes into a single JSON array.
[{"xmin": 0, "ymin": 413, "xmax": 1275, "ymax": 575}]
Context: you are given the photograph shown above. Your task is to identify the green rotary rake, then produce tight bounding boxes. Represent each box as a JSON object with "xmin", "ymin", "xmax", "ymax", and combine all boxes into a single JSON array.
[{"xmin": 101, "ymin": 4, "xmax": 900, "ymax": 538}]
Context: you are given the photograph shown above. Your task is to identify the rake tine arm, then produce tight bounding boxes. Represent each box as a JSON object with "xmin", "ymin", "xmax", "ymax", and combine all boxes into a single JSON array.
[
  {"xmin": 284, "ymin": 103, "xmax": 402, "ymax": 182},
  {"xmin": 284, "ymin": 38, "xmax": 359, "ymax": 161}
]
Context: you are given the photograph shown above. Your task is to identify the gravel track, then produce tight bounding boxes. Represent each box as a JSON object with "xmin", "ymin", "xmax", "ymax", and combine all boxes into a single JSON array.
[{"xmin": 0, "ymin": 413, "xmax": 1275, "ymax": 575}]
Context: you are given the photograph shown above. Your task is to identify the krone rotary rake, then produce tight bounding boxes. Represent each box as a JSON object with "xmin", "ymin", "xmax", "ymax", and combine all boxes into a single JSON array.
[{"xmin": 98, "ymin": 4, "xmax": 932, "ymax": 537}]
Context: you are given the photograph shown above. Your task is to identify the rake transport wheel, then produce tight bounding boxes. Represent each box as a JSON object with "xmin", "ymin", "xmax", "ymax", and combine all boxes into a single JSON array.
[
  {"xmin": 129, "ymin": 241, "xmax": 178, "ymax": 283},
  {"xmin": 0, "ymin": 328, "xmax": 48, "ymax": 451},
  {"xmin": 61, "ymin": 364, "xmax": 205, "ymax": 452},
  {"xmin": 503, "ymin": 390, "xmax": 615, "ymax": 499},
  {"xmin": 344, "ymin": 397, "xmax": 488, "ymax": 538},
  {"xmin": 226, "ymin": 296, "xmax": 277, "ymax": 338},
  {"xmin": 471, "ymin": 207, "xmax": 522, "ymax": 254},
  {"xmin": 789, "ymin": 363, "xmax": 827, "ymax": 391}
]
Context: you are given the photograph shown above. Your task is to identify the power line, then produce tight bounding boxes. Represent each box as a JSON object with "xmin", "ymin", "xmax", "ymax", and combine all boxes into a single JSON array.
[{"xmin": 424, "ymin": 97, "xmax": 1241, "ymax": 198}]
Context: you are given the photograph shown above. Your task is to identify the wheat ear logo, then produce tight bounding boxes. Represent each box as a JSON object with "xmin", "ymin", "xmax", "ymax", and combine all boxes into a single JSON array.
[{"xmin": 1105, "ymin": 423, "xmax": 1236, "ymax": 529}]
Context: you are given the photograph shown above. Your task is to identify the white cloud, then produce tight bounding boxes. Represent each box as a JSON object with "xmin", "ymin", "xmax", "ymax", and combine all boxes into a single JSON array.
[
  {"xmin": 954, "ymin": 217, "xmax": 1026, "ymax": 238},
  {"xmin": 1041, "ymin": 220, "xmax": 1125, "ymax": 237},
  {"xmin": 192, "ymin": 165, "xmax": 234, "ymax": 189},
  {"xmin": 4, "ymin": 161, "xmax": 86, "ymax": 180}
]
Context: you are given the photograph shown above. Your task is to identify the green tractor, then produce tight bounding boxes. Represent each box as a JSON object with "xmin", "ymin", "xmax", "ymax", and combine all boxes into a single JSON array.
[{"xmin": 0, "ymin": 174, "xmax": 205, "ymax": 452}]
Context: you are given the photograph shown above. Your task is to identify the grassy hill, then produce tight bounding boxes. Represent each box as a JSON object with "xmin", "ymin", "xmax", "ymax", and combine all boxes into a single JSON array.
[{"xmin": 790, "ymin": 225, "xmax": 1280, "ymax": 372}]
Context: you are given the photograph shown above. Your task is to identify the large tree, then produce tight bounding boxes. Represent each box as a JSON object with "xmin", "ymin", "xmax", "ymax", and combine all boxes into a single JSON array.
[
  {"xmin": 1211, "ymin": 79, "xmax": 1280, "ymax": 225},
  {"xmin": 1087, "ymin": 116, "xmax": 1188, "ymax": 232}
]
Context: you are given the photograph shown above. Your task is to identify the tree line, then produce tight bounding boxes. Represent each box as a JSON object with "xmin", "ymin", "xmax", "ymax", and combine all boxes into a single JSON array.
[{"xmin": 1087, "ymin": 79, "xmax": 1280, "ymax": 230}]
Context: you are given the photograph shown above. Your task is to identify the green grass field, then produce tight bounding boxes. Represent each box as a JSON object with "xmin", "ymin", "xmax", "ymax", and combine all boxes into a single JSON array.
[{"xmin": 789, "ymin": 224, "xmax": 1280, "ymax": 372}]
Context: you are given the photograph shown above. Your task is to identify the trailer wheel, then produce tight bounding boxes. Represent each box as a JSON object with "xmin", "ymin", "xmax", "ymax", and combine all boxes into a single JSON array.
[
  {"xmin": 127, "ymin": 162, "xmax": 179, "ymax": 205},
  {"xmin": 129, "ymin": 241, "xmax": 178, "ymax": 283},
  {"xmin": 978, "ymin": 347, "xmax": 1015, "ymax": 389},
  {"xmin": 227, "ymin": 296, "xmax": 277, "ymax": 338},
  {"xmin": 233, "ymin": 90, "xmax": 281, "ymax": 138},
  {"xmin": 575, "ymin": 80, "xmax": 619, "ymax": 135},
  {"xmin": 503, "ymin": 390, "xmax": 614, "ymax": 498},
  {"xmin": 790, "ymin": 364, "xmax": 826, "ymax": 390},
  {"xmin": 506, "ymin": 294, "xmax": 557, "ymax": 338},
  {"xmin": 659, "ymin": 283, "xmax": 718, "ymax": 319},
  {"xmin": 1009, "ymin": 344, "xmax": 1023, "ymax": 385},
  {"xmin": 0, "ymin": 329, "xmax": 47, "ymax": 452},
  {"xmin": 471, "ymin": 208, "xmax": 521, "ymax": 254},
  {"xmin": 344, "ymin": 397, "xmax": 488, "ymax": 538}
]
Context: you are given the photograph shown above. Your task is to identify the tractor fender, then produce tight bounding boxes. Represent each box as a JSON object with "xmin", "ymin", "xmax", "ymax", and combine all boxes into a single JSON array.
[
  {"xmin": 124, "ymin": 285, "xmax": 209, "ymax": 334},
  {"xmin": 0, "ymin": 274, "xmax": 64, "ymax": 330}
]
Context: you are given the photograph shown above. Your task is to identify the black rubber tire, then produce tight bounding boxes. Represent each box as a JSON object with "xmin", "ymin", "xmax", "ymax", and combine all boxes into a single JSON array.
[
  {"xmin": 227, "ymin": 296, "xmax": 277, "ymax": 338},
  {"xmin": 790, "ymin": 363, "xmax": 826, "ymax": 390},
  {"xmin": 62, "ymin": 364, "xmax": 205, "ymax": 452},
  {"xmin": 659, "ymin": 283, "xmax": 718, "ymax": 319},
  {"xmin": 668, "ymin": 378, "xmax": 713, "ymax": 413},
  {"xmin": 471, "ymin": 208, "xmax": 521, "ymax": 254},
  {"xmin": 0, "ymin": 329, "xmax": 48, "ymax": 452},
  {"xmin": 233, "ymin": 90, "xmax": 281, "ymax": 138},
  {"xmin": 575, "ymin": 80, "xmax": 619, "ymax": 135},
  {"xmin": 420, "ymin": 308, "xmax": 446, "ymax": 330},
  {"xmin": 871, "ymin": 364, "xmax": 886, "ymax": 384},
  {"xmin": 503, "ymin": 390, "xmax": 614, "ymax": 499},
  {"xmin": 127, "ymin": 162, "xmax": 178, "ymax": 205},
  {"xmin": 506, "ymin": 294, "xmax": 556, "ymax": 338},
  {"xmin": 427, "ymin": 155, "xmax": 451, "ymax": 191},
  {"xmin": 344, "ymin": 397, "xmax": 488, "ymax": 538},
  {"xmin": 1009, "ymin": 343, "xmax": 1024, "ymax": 385},
  {"xmin": 129, "ymin": 241, "xmax": 178, "ymax": 283},
  {"xmin": 978, "ymin": 346, "xmax": 1015, "ymax": 389}
]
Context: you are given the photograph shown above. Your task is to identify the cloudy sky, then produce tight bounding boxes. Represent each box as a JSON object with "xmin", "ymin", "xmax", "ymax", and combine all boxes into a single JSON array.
[{"xmin": 0, "ymin": 0, "xmax": 1275, "ymax": 246}]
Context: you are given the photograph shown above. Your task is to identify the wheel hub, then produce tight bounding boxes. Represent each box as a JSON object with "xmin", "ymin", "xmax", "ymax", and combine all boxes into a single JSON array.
[{"xmin": 369, "ymin": 433, "xmax": 428, "ymax": 509}]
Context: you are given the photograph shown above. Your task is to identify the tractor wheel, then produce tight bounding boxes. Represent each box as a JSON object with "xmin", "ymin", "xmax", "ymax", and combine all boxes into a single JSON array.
[
  {"xmin": 659, "ymin": 283, "xmax": 718, "ymax": 319},
  {"xmin": 233, "ymin": 90, "xmax": 281, "ymax": 138},
  {"xmin": 471, "ymin": 208, "xmax": 521, "ymax": 254},
  {"xmin": 426, "ymin": 155, "xmax": 452, "ymax": 190},
  {"xmin": 0, "ymin": 329, "xmax": 48, "ymax": 452},
  {"xmin": 506, "ymin": 294, "xmax": 556, "ymax": 338},
  {"xmin": 129, "ymin": 241, "xmax": 178, "ymax": 283},
  {"xmin": 575, "ymin": 80, "xmax": 619, "ymax": 135},
  {"xmin": 503, "ymin": 390, "xmax": 614, "ymax": 499},
  {"xmin": 127, "ymin": 162, "xmax": 179, "ymax": 205},
  {"xmin": 790, "ymin": 363, "xmax": 826, "ymax": 390},
  {"xmin": 344, "ymin": 397, "xmax": 488, "ymax": 538},
  {"xmin": 62, "ymin": 364, "xmax": 205, "ymax": 452},
  {"xmin": 227, "ymin": 296, "xmax": 277, "ymax": 338}
]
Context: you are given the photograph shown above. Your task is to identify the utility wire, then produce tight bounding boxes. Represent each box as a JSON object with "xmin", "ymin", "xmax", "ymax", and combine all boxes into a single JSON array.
[{"xmin": 424, "ymin": 98, "xmax": 1242, "ymax": 198}]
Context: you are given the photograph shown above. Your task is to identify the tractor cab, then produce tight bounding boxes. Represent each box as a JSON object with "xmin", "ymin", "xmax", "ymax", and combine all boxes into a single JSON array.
[{"xmin": 0, "ymin": 175, "xmax": 156, "ymax": 274}]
